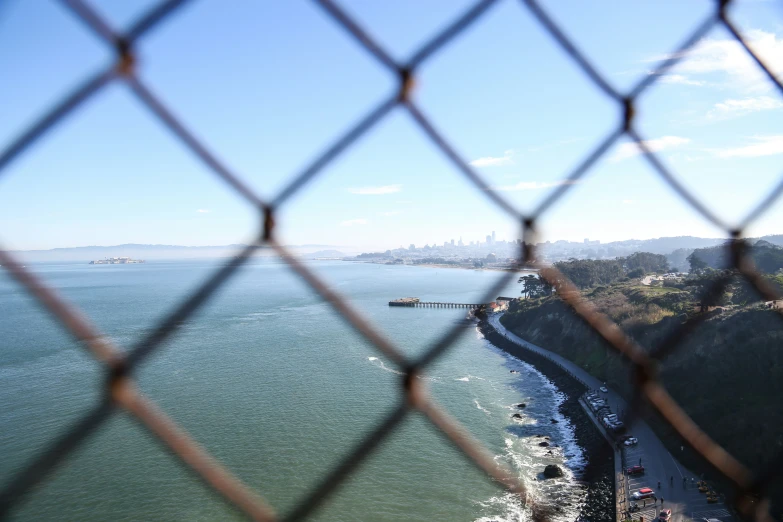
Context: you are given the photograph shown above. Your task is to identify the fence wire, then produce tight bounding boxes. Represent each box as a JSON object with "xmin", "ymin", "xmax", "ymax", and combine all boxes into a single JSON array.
[{"xmin": 1, "ymin": 0, "xmax": 782, "ymax": 520}]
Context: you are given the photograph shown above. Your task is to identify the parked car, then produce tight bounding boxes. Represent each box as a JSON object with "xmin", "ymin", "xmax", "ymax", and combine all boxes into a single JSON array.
[
  {"xmin": 659, "ymin": 509, "xmax": 672, "ymax": 521},
  {"xmin": 610, "ymin": 422, "xmax": 626, "ymax": 433},
  {"xmin": 626, "ymin": 465, "xmax": 645, "ymax": 475},
  {"xmin": 605, "ymin": 414, "xmax": 618, "ymax": 422},
  {"xmin": 624, "ymin": 437, "xmax": 638, "ymax": 446},
  {"xmin": 599, "ymin": 386, "xmax": 608, "ymax": 393},
  {"xmin": 632, "ymin": 487, "xmax": 656, "ymax": 500}
]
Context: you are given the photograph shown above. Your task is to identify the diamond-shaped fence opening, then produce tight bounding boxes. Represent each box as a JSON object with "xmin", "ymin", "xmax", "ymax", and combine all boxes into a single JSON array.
[{"xmin": 2, "ymin": 0, "xmax": 783, "ymax": 520}]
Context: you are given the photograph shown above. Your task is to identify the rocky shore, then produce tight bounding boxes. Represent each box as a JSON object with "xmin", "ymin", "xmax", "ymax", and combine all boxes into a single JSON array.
[{"xmin": 478, "ymin": 318, "xmax": 615, "ymax": 521}]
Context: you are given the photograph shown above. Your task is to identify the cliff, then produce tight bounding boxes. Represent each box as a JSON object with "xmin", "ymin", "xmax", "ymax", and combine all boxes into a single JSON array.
[{"xmin": 500, "ymin": 290, "xmax": 783, "ymax": 516}]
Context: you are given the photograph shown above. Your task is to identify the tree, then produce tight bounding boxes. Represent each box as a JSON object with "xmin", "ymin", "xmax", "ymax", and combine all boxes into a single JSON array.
[
  {"xmin": 518, "ymin": 274, "xmax": 537, "ymax": 298},
  {"xmin": 624, "ymin": 252, "xmax": 669, "ymax": 273},
  {"xmin": 687, "ymin": 251, "xmax": 709, "ymax": 272},
  {"xmin": 518, "ymin": 274, "xmax": 553, "ymax": 298},
  {"xmin": 627, "ymin": 267, "xmax": 644, "ymax": 279}
]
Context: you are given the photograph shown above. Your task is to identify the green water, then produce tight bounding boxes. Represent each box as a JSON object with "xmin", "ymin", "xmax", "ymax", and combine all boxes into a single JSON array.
[{"xmin": 0, "ymin": 260, "xmax": 586, "ymax": 521}]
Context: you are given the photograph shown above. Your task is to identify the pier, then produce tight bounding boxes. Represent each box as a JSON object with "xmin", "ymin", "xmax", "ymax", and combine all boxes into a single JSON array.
[{"xmin": 389, "ymin": 297, "xmax": 483, "ymax": 308}]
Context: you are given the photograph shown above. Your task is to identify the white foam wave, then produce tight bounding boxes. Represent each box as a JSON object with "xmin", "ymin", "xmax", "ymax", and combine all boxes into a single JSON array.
[
  {"xmin": 456, "ymin": 374, "xmax": 486, "ymax": 382},
  {"xmin": 474, "ymin": 399, "xmax": 491, "ymax": 416},
  {"xmin": 368, "ymin": 357, "xmax": 405, "ymax": 376},
  {"xmin": 472, "ymin": 330, "xmax": 589, "ymax": 521},
  {"xmin": 367, "ymin": 357, "xmax": 439, "ymax": 381}
]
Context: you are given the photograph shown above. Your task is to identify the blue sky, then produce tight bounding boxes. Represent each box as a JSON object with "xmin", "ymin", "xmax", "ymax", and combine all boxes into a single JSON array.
[{"xmin": 1, "ymin": 0, "xmax": 782, "ymax": 251}]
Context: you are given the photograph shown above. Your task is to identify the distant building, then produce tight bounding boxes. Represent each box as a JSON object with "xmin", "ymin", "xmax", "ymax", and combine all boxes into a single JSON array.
[
  {"xmin": 90, "ymin": 257, "xmax": 144, "ymax": 265},
  {"xmin": 486, "ymin": 253, "xmax": 497, "ymax": 262},
  {"xmin": 486, "ymin": 235, "xmax": 492, "ymax": 245},
  {"xmin": 458, "ymin": 237, "xmax": 464, "ymax": 247},
  {"xmin": 451, "ymin": 239, "xmax": 455, "ymax": 246},
  {"xmin": 492, "ymin": 231, "xmax": 496, "ymax": 244},
  {"xmin": 409, "ymin": 244, "xmax": 416, "ymax": 250}
]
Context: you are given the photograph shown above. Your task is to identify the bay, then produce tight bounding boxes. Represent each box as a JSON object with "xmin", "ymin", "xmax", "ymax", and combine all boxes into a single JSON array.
[{"xmin": 0, "ymin": 260, "xmax": 585, "ymax": 521}]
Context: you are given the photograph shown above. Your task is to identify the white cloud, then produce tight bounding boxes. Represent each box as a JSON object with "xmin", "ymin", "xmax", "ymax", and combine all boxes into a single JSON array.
[
  {"xmin": 197, "ymin": 209, "xmax": 210, "ymax": 213},
  {"xmin": 489, "ymin": 180, "xmax": 577, "ymax": 192},
  {"xmin": 340, "ymin": 218, "xmax": 368, "ymax": 226},
  {"xmin": 611, "ymin": 136, "xmax": 691, "ymax": 162},
  {"xmin": 707, "ymin": 96, "xmax": 783, "ymax": 119},
  {"xmin": 657, "ymin": 74, "xmax": 704, "ymax": 86},
  {"xmin": 712, "ymin": 135, "xmax": 783, "ymax": 158},
  {"xmin": 650, "ymin": 29, "xmax": 783, "ymax": 92},
  {"xmin": 470, "ymin": 149, "xmax": 514, "ymax": 167},
  {"xmin": 348, "ymin": 185, "xmax": 401, "ymax": 195}
]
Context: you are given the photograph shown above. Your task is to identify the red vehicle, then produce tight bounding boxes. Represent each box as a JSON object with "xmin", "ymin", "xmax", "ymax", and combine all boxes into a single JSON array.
[
  {"xmin": 632, "ymin": 487, "xmax": 656, "ymax": 500},
  {"xmin": 627, "ymin": 465, "xmax": 645, "ymax": 475},
  {"xmin": 659, "ymin": 508, "xmax": 672, "ymax": 520}
]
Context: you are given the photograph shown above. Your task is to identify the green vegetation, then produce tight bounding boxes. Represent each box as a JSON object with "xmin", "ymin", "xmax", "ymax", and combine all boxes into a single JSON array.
[
  {"xmin": 552, "ymin": 252, "xmax": 669, "ymax": 289},
  {"xmin": 518, "ymin": 274, "xmax": 553, "ymax": 298},
  {"xmin": 688, "ymin": 239, "xmax": 783, "ymax": 273},
  {"xmin": 501, "ymin": 269, "xmax": 783, "ymax": 515}
]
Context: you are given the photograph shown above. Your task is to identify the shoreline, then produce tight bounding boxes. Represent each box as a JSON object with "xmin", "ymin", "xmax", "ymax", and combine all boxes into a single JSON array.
[
  {"xmin": 341, "ymin": 259, "xmax": 540, "ymax": 273},
  {"xmin": 477, "ymin": 318, "xmax": 615, "ymax": 521}
]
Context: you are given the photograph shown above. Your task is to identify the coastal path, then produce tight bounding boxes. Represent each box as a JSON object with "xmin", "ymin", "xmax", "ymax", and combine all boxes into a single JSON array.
[{"xmin": 488, "ymin": 313, "xmax": 734, "ymax": 522}]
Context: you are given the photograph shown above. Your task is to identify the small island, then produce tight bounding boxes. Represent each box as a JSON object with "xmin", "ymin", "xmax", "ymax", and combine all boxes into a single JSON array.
[{"xmin": 89, "ymin": 257, "xmax": 145, "ymax": 265}]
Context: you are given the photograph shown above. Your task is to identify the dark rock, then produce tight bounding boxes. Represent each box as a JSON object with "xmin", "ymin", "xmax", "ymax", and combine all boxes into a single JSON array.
[
  {"xmin": 511, "ymin": 413, "xmax": 523, "ymax": 420},
  {"xmin": 543, "ymin": 464, "xmax": 564, "ymax": 478},
  {"xmin": 538, "ymin": 441, "xmax": 550, "ymax": 447},
  {"xmin": 516, "ymin": 403, "xmax": 526, "ymax": 409},
  {"xmin": 551, "ymin": 418, "xmax": 559, "ymax": 423}
]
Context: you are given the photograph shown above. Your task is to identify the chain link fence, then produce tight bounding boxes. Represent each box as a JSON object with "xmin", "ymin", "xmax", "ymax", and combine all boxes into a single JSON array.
[{"xmin": 1, "ymin": 0, "xmax": 782, "ymax": 520}]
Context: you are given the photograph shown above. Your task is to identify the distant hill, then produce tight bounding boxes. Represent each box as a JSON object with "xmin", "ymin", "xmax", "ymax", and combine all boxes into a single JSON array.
[
  {"xmin": 758, "ymin": 235, "xmax": 783, "ymax": 247},
  {"xmin": 602, "ymin": 236, "xmax": 725, "ymax": 255},
  {"xmin": 302, "ymin": 250, "xmax": 346, "ymax": 259},
  {"xmin": 688, "ymin": 240, "xmax": 783, "ymax": 273},
  {"xmin": 9, "ymin": 244, "xmax": 341, "ymax": 263}
]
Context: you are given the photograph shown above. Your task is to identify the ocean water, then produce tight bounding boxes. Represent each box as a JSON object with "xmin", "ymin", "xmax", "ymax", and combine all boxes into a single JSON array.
[{"xmin": 0, "ymin": 260, "xmax": 586, "ymax": 521}]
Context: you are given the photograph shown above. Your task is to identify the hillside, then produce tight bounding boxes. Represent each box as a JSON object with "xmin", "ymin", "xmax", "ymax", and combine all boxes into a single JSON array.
[{"xmin": 500, "ymin": 280, "xmax": 783, "ymax": 516}]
